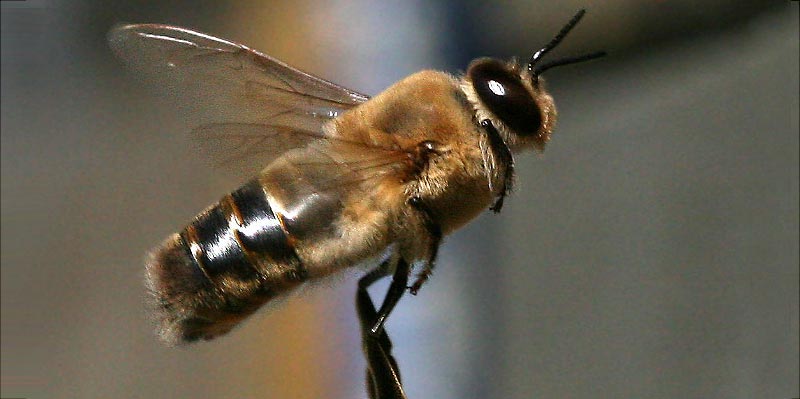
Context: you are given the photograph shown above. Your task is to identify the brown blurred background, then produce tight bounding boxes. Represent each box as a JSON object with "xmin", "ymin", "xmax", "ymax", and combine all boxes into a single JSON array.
[{"xmin": 2, "ymin": 1, "xmax": 798, "ymax": 398}]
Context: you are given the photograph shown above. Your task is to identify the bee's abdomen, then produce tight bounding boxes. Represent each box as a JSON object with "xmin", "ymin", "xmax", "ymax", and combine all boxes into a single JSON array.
[
  {"xmin": 181, "ymin": 179, "xmax": 305, "ymax": 281},
  {"xmin": 146, "ymin": 179, "xmax": 306, "ymax": 345}
]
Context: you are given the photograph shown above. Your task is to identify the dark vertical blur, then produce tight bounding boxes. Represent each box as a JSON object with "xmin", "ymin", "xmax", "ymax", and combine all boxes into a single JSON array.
[{"xmin": 2, "ymin": 1, "xmax": 797, "ymax": 399}]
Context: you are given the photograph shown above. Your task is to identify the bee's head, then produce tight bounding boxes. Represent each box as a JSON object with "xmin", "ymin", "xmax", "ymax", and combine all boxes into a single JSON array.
[{"xmin": 463, "ymin": 9, "xmax": 605, "ymax": 151}]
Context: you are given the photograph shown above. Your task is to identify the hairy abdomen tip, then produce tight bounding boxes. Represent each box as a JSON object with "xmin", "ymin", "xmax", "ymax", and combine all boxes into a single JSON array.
[{"xmin": 145, "ymin": 234, "xmax": 218, "ymax": 345}]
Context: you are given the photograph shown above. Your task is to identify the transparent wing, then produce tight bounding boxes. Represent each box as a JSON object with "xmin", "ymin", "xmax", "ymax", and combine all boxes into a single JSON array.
[{"xmin": 108, "ymin": 24, "xmax": 371, "ymax": 177}]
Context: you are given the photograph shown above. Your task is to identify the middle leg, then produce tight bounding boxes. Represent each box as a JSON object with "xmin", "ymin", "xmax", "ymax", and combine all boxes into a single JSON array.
[{"xmin": 407, "ymin": 196, "xmax": 443, "ymax": 295}]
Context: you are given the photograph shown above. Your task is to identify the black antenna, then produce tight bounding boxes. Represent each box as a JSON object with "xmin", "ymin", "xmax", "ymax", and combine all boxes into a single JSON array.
[
  {"xmin": 533, "ymin": 51, "xmax": 607, "ymax": 76},
  {"xmin": 527, "ymin": 9, "xmax": 605, "ymax": 80},
  {"xmin": 528, "ymin": 9, "xmax": 587, "ymax": 70}
]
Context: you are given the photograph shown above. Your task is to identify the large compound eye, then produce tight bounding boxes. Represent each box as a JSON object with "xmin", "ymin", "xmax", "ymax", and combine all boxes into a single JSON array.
[{"xmin": 468, "ymin": 60, "xmax": 541, "ymax": 136}]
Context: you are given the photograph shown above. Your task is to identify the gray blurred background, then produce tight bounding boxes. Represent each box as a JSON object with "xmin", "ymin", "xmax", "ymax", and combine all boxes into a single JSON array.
[{"xmin": 2, "ymin": 1, "xmax": 798, "ymax": 398}]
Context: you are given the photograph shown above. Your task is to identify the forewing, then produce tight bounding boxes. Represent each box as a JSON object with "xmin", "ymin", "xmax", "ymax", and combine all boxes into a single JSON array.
[{"xmin": 108, "ymin": 24, "xmax": 370, "ymax": 177}]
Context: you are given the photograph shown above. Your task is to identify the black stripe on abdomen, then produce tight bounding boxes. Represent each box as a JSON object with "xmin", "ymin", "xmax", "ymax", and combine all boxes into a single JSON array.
[
  {"xmin": 180, "ymin": 202, "xmax": 255, "ymax": 281},
  {"xmin": 230, "ymin": 179, "xmax": 299, "ymax": 266},
  {"xmin": 180, "ymin": 179, "xmax": 304, "ymax": 283}
]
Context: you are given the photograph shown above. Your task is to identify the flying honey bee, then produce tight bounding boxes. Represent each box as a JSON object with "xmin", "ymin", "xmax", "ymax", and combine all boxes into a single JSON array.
[{"xmin": 110, "ymin": 9, "xmax": 604, "ymax": 347}]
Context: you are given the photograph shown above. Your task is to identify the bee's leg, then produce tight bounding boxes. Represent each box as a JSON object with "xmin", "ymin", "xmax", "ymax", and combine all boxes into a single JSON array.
[
  {"xmin": 359, "ymin": 257, "xmax": 394, "ymax": 290},
  {"xmin": 407, "ymin": 196, "xmax": 442, "ymax": 295},
  {"xmin": 481, "ymin": 119, "xmax": 514, "ymax": 213},
  {"xmin": 357, "ymin": 271, "xmax": 407, "ymax": 399},
  {"xmin": 363, "ymin": 257, "xmax": 411, "ymax": 335}
]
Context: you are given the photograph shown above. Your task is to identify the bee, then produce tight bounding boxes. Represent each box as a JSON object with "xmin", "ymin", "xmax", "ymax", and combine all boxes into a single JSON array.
[{"xmin": 109, "ymin": 9, "xmax": 604, "ymax": 346}]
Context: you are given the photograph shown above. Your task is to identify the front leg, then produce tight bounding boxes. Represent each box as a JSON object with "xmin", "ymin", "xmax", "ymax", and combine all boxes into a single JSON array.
[{"xmin": 481, "ymin": 119, "xmax": 515, "ymax": 213}]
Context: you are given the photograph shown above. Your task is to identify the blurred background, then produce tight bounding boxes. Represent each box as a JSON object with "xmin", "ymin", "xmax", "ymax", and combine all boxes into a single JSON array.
[{"xmin": 2, "ymin": 1, "xmax": 797, "ymax": 398}]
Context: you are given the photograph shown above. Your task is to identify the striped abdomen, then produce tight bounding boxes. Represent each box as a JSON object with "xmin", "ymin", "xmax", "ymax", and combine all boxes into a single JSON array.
[{"xmin": 146, "ymin": 178, "xmax": 308, "ymax": 345}]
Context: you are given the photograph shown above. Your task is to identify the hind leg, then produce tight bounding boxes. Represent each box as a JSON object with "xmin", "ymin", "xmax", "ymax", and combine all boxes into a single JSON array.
[{"xmin": 357, "ymin": 263, "xmax": 407, "ymax": 399}]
